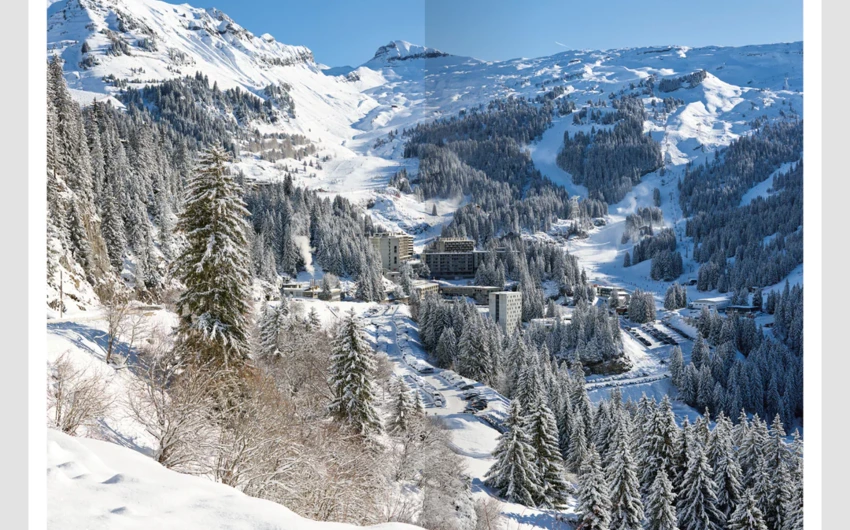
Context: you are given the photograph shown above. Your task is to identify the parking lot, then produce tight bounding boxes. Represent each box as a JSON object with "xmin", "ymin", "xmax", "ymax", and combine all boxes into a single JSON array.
[{"xmin": 623, "ymin": 321, "xmax": 679, "ymax": 347}]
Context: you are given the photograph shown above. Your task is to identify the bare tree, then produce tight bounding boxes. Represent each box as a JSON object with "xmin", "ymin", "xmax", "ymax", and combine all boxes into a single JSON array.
[
  {"xmin": 474, "ymin": 498, "xmax": 505, "ymax": 530},
  {"xmin": 47, "ymin": 352, "xmax": 111, "ymax": 435},
  {"xmin": 126, "ymin": 329, "xmax": 220, "ymax": 472},
  {"xmin": 101, "ymin": 285, "xmax": 130, "ymax": 365}
]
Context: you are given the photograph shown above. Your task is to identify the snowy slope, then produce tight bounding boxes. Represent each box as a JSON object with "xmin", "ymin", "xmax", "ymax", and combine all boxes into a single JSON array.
[
  {"xmin": 47, "ymin": 428, "xmax": 423, "ymax": 530},
  {"xmin": 47, "ymin": 0, "xmax": 803, "ymax": 244}
]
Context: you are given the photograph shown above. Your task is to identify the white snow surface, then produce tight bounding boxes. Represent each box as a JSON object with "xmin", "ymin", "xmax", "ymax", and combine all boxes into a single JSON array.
[
  {"xmin": 48, "ymin": 0, "xmax": 802, "ymax": 236},
  {"xmin": 47, "ymin": 428, "xmax": 422, "ymax": 530}
]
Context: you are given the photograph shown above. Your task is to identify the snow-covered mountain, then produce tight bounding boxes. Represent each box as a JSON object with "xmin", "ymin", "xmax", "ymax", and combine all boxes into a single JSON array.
[{"xmin": 48, "ymin": 0, "xmax": 802, "ymax": 219}]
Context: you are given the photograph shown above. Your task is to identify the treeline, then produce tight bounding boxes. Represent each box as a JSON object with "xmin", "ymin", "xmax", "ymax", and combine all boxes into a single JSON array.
[
  {"xmin": 657, "ymin": 69, "xmax": 708, "ymax": 93},
  {"xmin": 485, "ymin": 353, "xmax": 802, "ymax": 530},
  {"xmin": 119, "ymin": 72, "xmax": 296, "ymax": 153},
  {"xmin": 527, "ymin": 301, "xmax": 628, "ymax": 373},
  {"xmin": 689, "ymin": 159, "xmax": 803, "ymax": 293},
  {"xmin": 244, "ymin": 179, "xmax": 385, "ymax": 301},
  {"xmin": 473, "ymin": 236, "xmax": 587, "ymax": 308},
  {"xmin": 671, "ymin": 283, "xmax": 803, "ymax": 427},
  {"xmin": 556, "ymin": 95, "xmax": 663, "ymax": 203},
  {"xmin": 47, "ymin": 56, "xmax": 382, "ymax": 308},
  {"xmin": 402, "ymin": 95, "xmax": 607, "ymax": 243},
  {"xmin": 621, "ymin": 206, "xmax": 664, "ymax": 244},
  {"xmin": 47, "ymin": 56, "xmax": 193, "ymax": 303},
  {"xmin": 680, "ymin": 121, "xmax": 802, "ymax": 215}
]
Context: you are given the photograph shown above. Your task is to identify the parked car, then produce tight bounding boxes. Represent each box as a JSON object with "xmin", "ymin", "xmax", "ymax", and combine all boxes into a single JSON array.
[{"xmin": 458, "ymin": 383, "xmax": 475, "ymax": 391}]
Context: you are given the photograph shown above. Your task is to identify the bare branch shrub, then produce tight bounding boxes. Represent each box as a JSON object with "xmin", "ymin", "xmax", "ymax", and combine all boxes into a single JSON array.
[
  {"xmin": 47, "ymin": 352, "xmax": 111, "ymax": 435},
  {"xmin": 126, "ymin": 329, "xmax": 219, "ymax": 472},
  {"xmin": 473, "ymin": 497, "xmax": 506, "ymax": 530}
]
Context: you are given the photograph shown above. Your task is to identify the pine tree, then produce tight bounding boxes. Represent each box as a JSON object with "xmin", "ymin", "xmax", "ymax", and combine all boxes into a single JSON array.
[
  {"xmin": 175, "ymin": 144, "xmax": 253, "ymax": 367},
  {"xmin": 727, "ymin": 489, "xmax": 768, "ymax": 530},
  {"xmin": 568, "ymin": 414, "xmax": 589, "ymax": 473},
  {"xmin": 485, "ymin": 400, "xmax": 543, "ymax": 507},
  {"xmin": 623, "ymin": 251, "xmax": 631, "ymax": 268},
  {"xmin": 578, "ymin": 447, "xmax": 612, "ymax": 530},
  {"xmin": 646, "ymin": 470, "xmax": 679, "ymax": 530},
  {"xmin": 692, "ymin": 335, "xmax": 709, "ymax": 370},
  {"xmin": 670, "ymin": 346, "xmax": 685, "ymax": 387},
  {"xmin": 328, "ymin": 310, "xmax": 382, "ymax": 435},
  {"xmin": 389, "ymin": 379, "xmax": 415, "ymax": 433},
  {"xmin": 258, "ymin": 302, "xmax": 282, "ymax": 358},
  {"xmin": 609, "ymin": 435, "xmax": 645, "ymax": 530},
  {"xmin": 708, "ymin": 414, "xmax": 743, "ymax": 519},
  {"xmin": 676, "ymin": 444, "xmax": 724, "ymax": 530},
  {"xmin": 525, "ymin": 395, "xmax": 570, "ymax": 508},
  {"xmin": 435, "ymin": 327, "xmax": 458, "ymax": 368},
  {"xmin": 640, "ymin": 397, "xmax": 679, "ymax": 496},
  {"xmin": 413, "ymin": 389, "xmax": 425, "ymax": 416},
  {"xmin": 767, "ymin": 460, "xmax": 794, "ymax": 530}
]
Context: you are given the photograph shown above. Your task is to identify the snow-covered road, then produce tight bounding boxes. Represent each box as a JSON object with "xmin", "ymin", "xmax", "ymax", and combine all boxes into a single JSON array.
[{"xmin": 364, "ymin": 305, "xmax": 578, "ymax": 530}]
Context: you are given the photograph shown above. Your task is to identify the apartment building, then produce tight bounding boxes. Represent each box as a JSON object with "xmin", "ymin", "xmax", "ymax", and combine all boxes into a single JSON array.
[
  {"xmin": 489, "ymin": 291, "xmax": 522, "ymax": 333},
  {"xmin": 370, "ymin": 232, "xmax": 414, "ymax": 271}
]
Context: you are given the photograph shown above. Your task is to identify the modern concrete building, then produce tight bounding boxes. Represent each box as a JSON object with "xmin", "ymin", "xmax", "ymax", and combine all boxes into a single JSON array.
[
  {"xmin": 424, "ymin": 250, "xmax": 489, "ymax": 277},
  {"xmin": 690, "ymin": 297, "xmax": 731, "ymax": 312},
  {"xmin": 437, "ymin": 285, "xmax": 502, "ymax": 304},
  {"xmin": 489, "ymin": 291, "xmax": 522, "ymax": 333},
  {"xmin": 432, "ymin": 237, "xmax": 475, "ymax": 253},
  {"xmin": 413, "ymin": 281, "xmax": 440, "ymax": 298},
  {"xmin": 370, "ymin": 232, "xmax": 414, "ymax": 271}
]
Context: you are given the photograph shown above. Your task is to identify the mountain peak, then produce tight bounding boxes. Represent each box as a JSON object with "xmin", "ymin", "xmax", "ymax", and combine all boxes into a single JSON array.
[{"xmin": 369, "ymin": 40, "xmax": 449, "ymax": 63}]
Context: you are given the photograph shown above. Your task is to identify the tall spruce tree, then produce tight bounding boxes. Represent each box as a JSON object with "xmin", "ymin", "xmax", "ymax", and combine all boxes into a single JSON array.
[
  {"xmin": 485, "ymin": 400, "xmax": 543, "ymax": 507},
  {"xmin": 328, "ymin": 310, "xmax": 382, "ymax": 435},
  {"xmin": 525, "ymin": 395, "xmax": 570, "ymax": 508},
  {"xmin": 578, "ymin": 447, "xmax": 612, "ymax": 530},
  {"xmin": 727, "ymin": 489, "xmax": 768, "ymax": 530},
  {"xmin": 676, "ymin": 444, "xmax": 724, "ymax": 530},
  {"xmin": 258, "ymin": 302, "xmax": 283, "ymax": 358},
  {"xmin": 609, "ymin": 433, "xmax": 645, "ymax": 530},
  {"xmin": 646, "ymin": 470, "xmax": 679, "ymax": 530},
  {"xmin": 389, "ymin": 379, "xmax": 416, "ymax": 433},
  {"xmin": 175, "ymin": 144, "xmax": 253, "ymax": 367}
]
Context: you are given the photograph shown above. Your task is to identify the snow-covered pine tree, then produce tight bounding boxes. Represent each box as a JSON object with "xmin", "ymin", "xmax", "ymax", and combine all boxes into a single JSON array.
[
  {"xmin": 608, "ymin": 434, "xmax": 645, "ymax": 530},
  {"xmin": 670, "ymin": 346, "xmax": 685, "ymax": 387},
  {"xmin": 514, "ymin": 354, "xmax": 543, "ymax": 415},
  {"xmin": 676, "ymin": 443, "xmax": 724, "ymax": 530},
  {"xmin": 328, "ymin": 310, "xmax": 382, "ymax": 435},
  {"xmin": 727, "ymin": 489, "xmax": 768, "ymax": 530},
  {"xmin": 258, "ymin": 301, "xmax": 282, "ymax": 358},
  {"xmin": 485, "ymin": 400, "xmax": 543, "ymax": 507},
  {"xmin": 389, "ymin": 379, "xmax": 415, "ymax": 433},
  {"xmin": 412, "ymin": 388, "xmax": 425, "ymax": 416},
  {"xmin": 578, "ymin": 447, "xmax": 612, "ymax": 530},
  {"xmin": 175, "ymin": 144, "xmax": 253, "ymax": 368},
  {"xmin": 457, "ymin": 316, "xmax": 493, "ymax": 384},
  {"xmin": 568, "ymin": 414, "xmax": 589, "ymax": 474},
  {"xmin": 435, "ymin": 327, "xmax": 458, "ymax": 368},
  {"xmin": 707, "ymin": 413, "xmax": 743, "ymax": 519},
  {"xmin": 645, "ymin": 469, "xmax": 679, "ymax": 530},
  {"xmin": 640, "ymin": 396, "xmax": 679, "ymax": 496},
  {"xmin": 307, "ymin": 307, "xmax": 322, "ymax": 331},
  {"xmin": 525, "ymin": 395, "xmax": 570, "ymax": 508},
  {"xmin": 767, "ymin": 460, "xmax": 794, "ymax": 530}
]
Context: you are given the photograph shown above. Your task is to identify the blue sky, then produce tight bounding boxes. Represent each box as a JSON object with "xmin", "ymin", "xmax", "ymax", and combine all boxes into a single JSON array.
[{"xmin": 183, "ymin": 0, "xmax": 802, "ymax": 67}]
